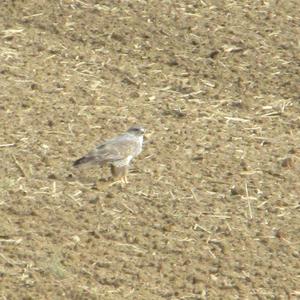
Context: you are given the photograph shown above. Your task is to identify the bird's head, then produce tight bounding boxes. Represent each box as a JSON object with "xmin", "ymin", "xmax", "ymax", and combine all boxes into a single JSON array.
[{"xmin": 127, "ymin": 125, "xmax": 145, "ymax": 136}]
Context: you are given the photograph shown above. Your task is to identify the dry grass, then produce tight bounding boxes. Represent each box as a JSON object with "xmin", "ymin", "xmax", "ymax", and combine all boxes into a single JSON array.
[{"xmin": 0, "ymin": 0, "xmax": 299, "ymax": 299}]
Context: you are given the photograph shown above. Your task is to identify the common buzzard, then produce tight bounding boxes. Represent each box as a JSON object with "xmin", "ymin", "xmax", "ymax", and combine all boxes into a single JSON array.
[{"xmin": 73, "ymin": 126, "xmax": 145, "ymax": 184}]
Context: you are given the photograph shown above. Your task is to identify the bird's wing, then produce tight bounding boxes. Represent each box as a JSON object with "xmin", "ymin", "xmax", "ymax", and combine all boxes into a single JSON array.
[{"xmin": 89, "ymin": 134, "xmax": 138, "ymax": 164}]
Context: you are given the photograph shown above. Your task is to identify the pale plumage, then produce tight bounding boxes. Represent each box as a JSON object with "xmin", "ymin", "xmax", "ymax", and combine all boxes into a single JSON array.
[{"xmin": 73, "ymin": 126, "xmax": 145, "ymax": 183}]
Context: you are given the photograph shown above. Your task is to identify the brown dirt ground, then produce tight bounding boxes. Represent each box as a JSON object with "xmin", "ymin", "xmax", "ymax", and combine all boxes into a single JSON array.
[{"xmin": 0, "ymin": 0, "xmax": 299, "ymax": 299}]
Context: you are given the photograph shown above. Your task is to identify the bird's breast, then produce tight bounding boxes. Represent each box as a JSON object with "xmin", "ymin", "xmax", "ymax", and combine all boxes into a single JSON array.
[
  {"xmin": 112, "ymin": 155, "xmax": 133, "ymax": 167},
  {"xmin": 135, "ymin": 136, "xmax": 143, "ymax": 156}
]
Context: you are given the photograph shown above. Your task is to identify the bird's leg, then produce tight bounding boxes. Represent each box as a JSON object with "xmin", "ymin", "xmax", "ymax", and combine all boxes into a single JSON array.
[
  {"xmin": 121, "ymin": 169, "xmax": 129, "ymax": 185},
  {"xmin": 109, "ymin": 165, "xmax": 120, "ymax": 185},
  {"xmin": 109, "ymin": 178, "xmax": 123, "ymax": 186},
  {"xmin": 109, "ymin": 165, "xmax": 127, "ymax": 186},
  {"xmin": 109, "ymin": 176, "xmax": 126, "ymax": 188},
  {"xmin": 123, "ymin": 167, "xmax": 129, "ymax": 184}
]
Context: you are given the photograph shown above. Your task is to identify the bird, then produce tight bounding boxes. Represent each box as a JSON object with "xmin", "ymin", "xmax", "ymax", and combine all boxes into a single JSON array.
[{"xmin": 73, "ymin": 126, "xmax": 145, "ymax": 184}]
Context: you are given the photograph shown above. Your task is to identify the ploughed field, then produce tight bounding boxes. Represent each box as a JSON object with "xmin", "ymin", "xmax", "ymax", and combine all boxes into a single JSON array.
[{"xmin": 0, "ymin": 1, "xmax": 299, "ymax": 299}]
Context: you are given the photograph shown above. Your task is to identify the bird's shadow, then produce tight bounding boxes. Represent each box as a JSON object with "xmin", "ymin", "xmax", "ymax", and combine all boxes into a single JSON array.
[{"xmin": 66, "ymin": 172, "xmax": 110, "ymax": 184}]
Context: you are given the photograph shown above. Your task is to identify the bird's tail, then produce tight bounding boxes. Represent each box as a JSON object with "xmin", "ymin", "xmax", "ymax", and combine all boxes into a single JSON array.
[{"xmin": 73, "ymin": 155, "xmax": 94, "ymax": 167}]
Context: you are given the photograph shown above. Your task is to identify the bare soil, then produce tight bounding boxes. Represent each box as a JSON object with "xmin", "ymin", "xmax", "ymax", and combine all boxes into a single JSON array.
[{"xmin": 0, "ymin": 0, "xmax": 299, "ymax": 299}]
